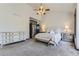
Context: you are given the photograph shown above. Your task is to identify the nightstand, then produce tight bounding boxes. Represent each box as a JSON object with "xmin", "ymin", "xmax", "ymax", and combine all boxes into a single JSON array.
[{"xmin": 61, "ymin": 32, "xmax": 74, "ymax": 42}]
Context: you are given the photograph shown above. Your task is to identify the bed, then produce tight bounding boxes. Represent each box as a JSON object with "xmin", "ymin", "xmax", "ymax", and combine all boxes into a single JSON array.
[{"xmin": 35, "ymin": 31, "xmax": 61, "ymax": 46}]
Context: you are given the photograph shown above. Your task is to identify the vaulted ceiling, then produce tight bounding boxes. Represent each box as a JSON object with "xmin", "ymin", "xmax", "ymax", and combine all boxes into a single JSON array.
[{"xmin": 28, "ymin": 3, "xmax": 76, "ymax": 14}]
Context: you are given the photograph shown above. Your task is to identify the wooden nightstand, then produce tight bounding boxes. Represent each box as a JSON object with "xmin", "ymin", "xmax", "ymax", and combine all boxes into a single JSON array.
[{"xmin": 61, "ymin": 32, "xmax": 74, "ymax": 42}]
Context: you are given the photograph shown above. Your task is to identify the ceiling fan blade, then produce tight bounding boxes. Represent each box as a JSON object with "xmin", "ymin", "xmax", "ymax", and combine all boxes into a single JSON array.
[
  {"xmin": 33, "ymin": 9, "xmax": 37, "ymax": 10},
  {"xmin": 45, "ymin": 9, "xmax": 50, "ymax": 11}
]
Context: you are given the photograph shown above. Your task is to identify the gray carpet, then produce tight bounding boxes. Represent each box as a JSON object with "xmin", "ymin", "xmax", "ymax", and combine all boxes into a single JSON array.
[{"xmin": 0, "ymin": 39, "xmax": 79, "ymax": 56}]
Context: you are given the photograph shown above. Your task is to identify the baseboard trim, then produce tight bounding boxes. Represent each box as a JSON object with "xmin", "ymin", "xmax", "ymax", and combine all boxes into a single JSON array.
[{"xmin": 4, "ymin": 40, "xmax": 26, "ymax": 46}]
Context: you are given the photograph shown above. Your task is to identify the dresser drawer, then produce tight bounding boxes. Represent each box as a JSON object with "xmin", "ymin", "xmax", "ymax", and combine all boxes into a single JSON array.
[{"xmin": 62, "ymin": 33, "xmax": 74, "ymax": 42}]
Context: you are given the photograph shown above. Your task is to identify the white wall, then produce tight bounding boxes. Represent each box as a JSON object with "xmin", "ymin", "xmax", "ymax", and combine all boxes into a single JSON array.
[
  {"xmin": 0, "ymin": 3, "xmax": 34, "ymax": 38},
  {"xmin": 75, "ymin": 3, "xmax": 79, "ymax": 49},
  {"xmin": 40, "ymin": 12, "xmax": 74, "ymax": 33},
  {"xmin": 28, "ymin": 4, "xmax": 75, "ymax": 33}
]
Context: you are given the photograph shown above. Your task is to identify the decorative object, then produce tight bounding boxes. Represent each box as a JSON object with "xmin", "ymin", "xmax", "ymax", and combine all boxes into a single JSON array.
[{"xmin": 34, "ymin": 3, "xmax": 50, "ymax": 15}]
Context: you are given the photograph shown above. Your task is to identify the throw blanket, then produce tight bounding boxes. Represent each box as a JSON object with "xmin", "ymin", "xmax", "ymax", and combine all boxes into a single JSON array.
[{"xmin": 50, "ymin": 31, "xmax": 61, "ymax": 45}]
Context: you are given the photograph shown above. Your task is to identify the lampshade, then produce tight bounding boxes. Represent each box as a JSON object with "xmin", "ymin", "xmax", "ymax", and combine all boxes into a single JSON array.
[
  {"xmin": 41, "ymin": 24, "xmax": 46, "ymax": 32},
  {"xmin": 64, "ymin": 25, "xmax": 71, "ymax": 33}
]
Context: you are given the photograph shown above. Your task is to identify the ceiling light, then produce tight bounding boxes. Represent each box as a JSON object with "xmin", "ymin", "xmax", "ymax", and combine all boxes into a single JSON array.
[{"xmin": 34, "ymin": 4, "xmax": 50, "ymax": 15}]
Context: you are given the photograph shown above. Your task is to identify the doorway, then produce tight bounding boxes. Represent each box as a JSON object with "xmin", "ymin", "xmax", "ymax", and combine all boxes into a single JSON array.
[{"xmin": 29, "ymin": 17, "xmax": 40, "ymax": 38}]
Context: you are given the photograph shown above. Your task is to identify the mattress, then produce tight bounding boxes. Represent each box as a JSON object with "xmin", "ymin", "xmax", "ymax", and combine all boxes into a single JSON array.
[{"xmin": 35, "ymin": 33, "xmax": 52, "ymax": 43}]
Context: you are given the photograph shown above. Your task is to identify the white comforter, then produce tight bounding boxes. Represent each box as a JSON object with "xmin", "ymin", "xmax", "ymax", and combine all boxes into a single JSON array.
[
  {"xmin": 35, "ymin": 33, "xmax": 52, "ymax": 43},
  {"xmin": 35, "ymin": 32, "xmax": 61, "ymax": 45},
  {"xmin": 50, "ymin": 32, "xmax": 61, "ymax": 45}
]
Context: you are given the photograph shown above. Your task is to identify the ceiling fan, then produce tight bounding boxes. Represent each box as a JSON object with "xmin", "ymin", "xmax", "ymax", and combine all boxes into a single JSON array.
[{"xmin": 34, "ymin": 4, "xmax": 50, "ymax": 15}]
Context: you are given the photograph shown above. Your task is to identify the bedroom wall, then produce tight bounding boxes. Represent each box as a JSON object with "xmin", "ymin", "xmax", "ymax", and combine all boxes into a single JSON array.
[
  {"xmin": 75, "ymin": 3, "xmax": 79, "ymax": 49},
  {"xmin": 40, "ymin": 12, "xmax": 74, "ymax": 33},
  {"xmin": 0, "ymin": 3, "xmax": 34, "ymax": 38},
  {"xmin": 27, "ymin": 4, "xmax": 75, "ymax": 33}
]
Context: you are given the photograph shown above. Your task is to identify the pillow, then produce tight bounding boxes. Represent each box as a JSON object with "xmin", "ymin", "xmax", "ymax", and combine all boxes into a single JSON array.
[{"xmin": 50, "ymin": 30, "xmax": 54, "ymax": 34}]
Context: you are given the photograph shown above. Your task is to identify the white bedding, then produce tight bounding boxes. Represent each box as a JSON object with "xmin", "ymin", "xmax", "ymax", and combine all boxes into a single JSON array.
[
  {"xmin": 35, "ymin": 31, "xmax": 61, "ymax": 45},
  {"xmin": 35, "ymin": 33, "xmax": 52, "ymax": 43},
  {"xmin": 50, "ymin": 32, "xmax": 61, "ymax": 45}
]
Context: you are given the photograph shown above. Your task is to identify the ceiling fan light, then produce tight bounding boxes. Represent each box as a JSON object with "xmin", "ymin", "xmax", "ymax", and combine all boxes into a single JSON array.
[
  {"xmin": 40, "ymin": 5, "xmax": 43, "ymax": 9},
  {"xmin": 35, "ymin": 4, "xmax": 50, "ymax": 15}
]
